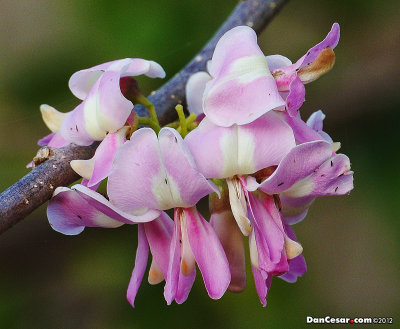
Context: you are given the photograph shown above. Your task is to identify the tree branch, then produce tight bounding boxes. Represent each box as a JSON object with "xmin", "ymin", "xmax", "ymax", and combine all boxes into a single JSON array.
[{"xmin": 0, "ymin": 0, "xmax": 289, "ymax": 234}]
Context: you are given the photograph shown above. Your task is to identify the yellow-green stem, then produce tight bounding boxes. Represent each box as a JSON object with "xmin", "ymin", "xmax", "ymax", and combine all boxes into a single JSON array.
[
  {"xmin": 175, "ymin": 104, "xmax": 187, "ymax": 137},
  {"xmin": 138, "ymin": 116, "xmax": 160, "ymax": 133},
  {"xmin": 135, "ymin": 94, "xmax": 161, "ymax": 132}
]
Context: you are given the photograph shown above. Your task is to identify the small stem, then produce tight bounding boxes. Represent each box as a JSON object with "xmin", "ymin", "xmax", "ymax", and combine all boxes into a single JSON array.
[
  {"xmin": 138, "ymin": 116, "xmax": 160, "ymax": 132},
  {"xmin": 186, "ymin": 113, "xmax": 197, "ymax": 126},
  {"xmin": 175, "ymin": 105, "xmax": 187, "ymax": 137},
  {"xmin": 135, "ymin": 94, "xmax": 161, "ymax": 132},
  {"xmin": 165, "ymin": 121, "xmax": 180, "ymax": 128}
]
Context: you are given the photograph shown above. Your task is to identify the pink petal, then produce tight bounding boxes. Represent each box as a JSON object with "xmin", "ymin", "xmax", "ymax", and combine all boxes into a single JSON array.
[
  {"xmin": 279, "ymin": 224, "xmax": 307, "ymax": 283},
  {"xmin": 298, "ymin": 23, "xmax": 340, "ymax": 70},
  {"xmin": 280, "ymin": 194, "xmax": 315, "ymax": 225},
  {"xmin": 266, "ymin": 55, "xmax": 292, "ymax": 71},
  {"xmin": 175, "ymin": 268, "xmax": 196, "ymax": 304},
  {"xmin": 126, "ymin": 224, "xmax": 149, "ymax": 307},
  {"xmin": 73, "ymin": 184, "xmax": 161, "ymax": 223},
  {"xmin": 204, "ymin": 26, "xmax": 284, "ymax": 126},
  {"xmin": 122, "ymin": 58, "xmax": 166, "ymax": 79},
  {"xmin": 247, "ymin": 193, "xmax": 285, "ymax": 265},
  {"xmin": 285, "ymin": 75, "xmax": 305, "ymax": 117},
  {"xmin": 258, "ymin": 140, "xmax": 333, "ymax": 195},
  {"xmin": 303, "ymin": 153, "xmax": 353, "ymax": 197},
  {"xmin": 60, "ymin": 103, "xmax": 95, "ymax": 146},
  {"xmin": 282, "ymin": 112, "xmax": 325, "ymax": 144},
  {"xmin": 108, "ymin": 128, "xmax": 163, "ymax": 211},
  {"xmin": 184, "ymin": 207, "xmax": 230, "ymax": 299},
  {"xmin": 144, "ymin": 212, "xmax": 173, "ymax": 278},
  {"xmin": 69, "ymin": 59, "xmax": 129, "ymax": 100},
  {"xmin": 185, "ymin": 112, "xmax": 295, "ymax": 179},
  {"xmin": 38, "ymin": 132, "xmax": 55, "ymax": 146},
  {"xmin": 69, "ymin": 58, "xmax": 165, "ymax": 100},
  {"xmin": 210, "ymin": 210, "xmax": 246, "ymax": 292},
  {"xmin": 164, "ymin": 213, "xmax": 182, "ymax": 305},
  {"xmin": 251, "ymin": 265, "xmax": 272, "ymax": 307},
  {"xmin": 186, "ymin": 71, "xmax": 211, "ymax": 115},
  {"xmin": 84, "ymin": 70, "xmax": 133, "ymax": 136},
  {"xmin": 47, "ymin": 187, "xmax": 123, "ymax": 235},
  {"xmin": 159, "ymin": 127, "xmax": 218, "ymax": 207},
  {"xmin": 87, "ymin": 128, "xmax": 127, "ymax": 187}
]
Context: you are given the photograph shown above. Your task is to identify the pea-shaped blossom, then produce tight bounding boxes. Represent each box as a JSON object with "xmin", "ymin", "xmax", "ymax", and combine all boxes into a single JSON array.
[
  {"xmin": 186, "ymin": 23, "xmax": 339, "ymax": 124},
  {"xmin": 186, "ymin": 109, "xmax": 353, "ymax": 305},
  {"xmin": 107, "ymin": 127, "xmax": 230, "ymax": 304},
  {"xmin": 200, "ymin": 26, "xmax": 285, "ymax": 127},
  {"xmin": 47, "ymin": 126, "xmax": 231, "ymax": 305},
  {"xmin": 269, "ymin": 23, "xmax": 339, "ymax": 116},
  {"xmin": 40, "ymin": 58, "xmax": 165, "ymax": 147}
]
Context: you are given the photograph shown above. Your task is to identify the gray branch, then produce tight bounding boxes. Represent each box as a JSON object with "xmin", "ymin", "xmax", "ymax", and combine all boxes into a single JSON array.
[{"xmin": 0, "ymin": 0, "xmax": 289, "ymax": 234}]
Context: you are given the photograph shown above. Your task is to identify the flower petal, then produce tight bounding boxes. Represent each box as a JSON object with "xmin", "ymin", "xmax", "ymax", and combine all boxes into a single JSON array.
[
  {"xmin": 40, "ymin": 104, "xmax": 67, "ymax": 133},
  {"xmin": 298, "ymin": 23, "xmax": 340, "ymax": 71},
  {"xmin": 183, "ymin": 207, "xmax": 230, "ymax": 299},
  {"xmin": 144, "ymin": 212, "xmax": 173, "ymax": 278},
  {"xmin": 47, "ymin": 187, "xmax": 124, "ymax": 235},
  {"xmin": 59, "ymin": 103, "xmax": 95, "ymax": 146},
  {"xmin": 84, "ymin": 70, "xmax": 133, "ymax": 138},
  {"xmin": 109, "ymin": 128, "xmax": 217, "ymax": 212},
  {"xmin": 210, "ymin": 210, "xmax": 246, "ymax": 292},
  {"xmin": 186, "ymin": 71, "xmax": 211, "ymax": 115},
  {"xmin": 164, "ymin": 213, "xmax": 182, "ymax": 305},
  {"xmin": 108, "ymin": 128, "xmax": 164, "ymax": 211},
  {"xmin": 185, "ymin": 112, "xmax": 295, "ymax": 178},
  {"xmin": 175, "ymin": 267, "xmax": 196, "ymax": 304},
  {"xmin": 280, "ymin": 194, "xmax": 315, "ymax": 225},
  {"xmin": 251, "ymin": 265, "xmax": 272, "ymax": 307},
  {"xmin": 204, "ymin": 26, "xmax": 284, "ymax": 126},
  {"xmin": 258, "ymin": 140, "xmax": 333, "ymax": 195},
  {"xmin": 266, "ymin": 55, "xmax": 292, "ymax": 71},
  {"xmin": 284, "ymin": 153, "xmax": 353, "ymax": 198},
  {"xmin": 123, "ymin": 58, "xmax": 166, "ymax": 79},
  {"xmin": 159, "ymin": 128, "xmax": 219, "ymax": 207},
  {"xmin": 282, "ymin": 112, "xmax": 325, "ymax": 144},
  {"xmin": 69, "ymin": 58, "xmax": 165, "ymax": 100},
  {"xmin": 285, "ymin": 75, "xmax": 305, "ymax": 117},
  {"xmin": 226, "ymin": 177, "xmax": 252, "ymax": 236},
  {"xmin": 88, "ymin": 127, "xmax": 128, "ymax": 186},
  {"xmin": 126, "ymin": 224, "xmax": 149, "ymax": 307},
  {"xmin": 279, "ymin": 224, "xmax": 307, "ymax": 283},
  {"xmin": 247, "ymin": 193, "xmax": 285, "ymax": 265},
  {"xmin": 72, "ymin": 184, "xmax": 161, "ymax": 223}
]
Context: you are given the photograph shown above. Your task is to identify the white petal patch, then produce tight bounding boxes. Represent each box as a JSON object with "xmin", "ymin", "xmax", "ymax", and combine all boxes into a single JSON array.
[
  {"xmin": 83, "ymin": 95, "xmax": 106, "ymax": 140},
  {"xmin": 40, "ymin": 104, "xmax": 67, "ymax": 133},
  {"xmin": 249, "ymin": 231, "xmax": 259, "ymax": 269},
  {"xmin": 151, "ymin": 168, "xmax": 185, "ymax": 210},
  {"xmin": 237, "ymin": 127, "xmax": 256, "ymax": 174},
  {"xmin": 93, "ymin": 213, "xmax": 124, "ymax": 228},
  {"xmin": 221, "ymin": 126, "xmax": 256, "ymax": 177},
  {"xmin": 283, "ymin": 176, "xmax": 315, "ymax": 198},
  {"xmin": 229, "ymin": 55, "xmax": 272, "ymax": 84},
  {"xmin": 226, "ymin": 177, "xmax": 252, "ymax": 236},
  {"xmin": 284, "ymin": 236, "xmax": 303, "ymax": 260},
  {"xmin": 70, "ymin": 158, "xmax": 95, "ymax": 180}
]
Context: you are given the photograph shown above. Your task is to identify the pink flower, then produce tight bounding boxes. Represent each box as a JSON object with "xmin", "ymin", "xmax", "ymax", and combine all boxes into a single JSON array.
[
  {"xmin": 185, "ymin": 111, "xmax": 353, "ymax": 305},
  {"xmin": 186, "ymin": 23, "xmax": 339, "ymax": 124},
  {"xmin": 107, "ymin": 127, "xmax": 230, "ymax": 305},
  {"xmin": 47, "ymin": 127, "xmax": 231, "ymax": 306},
  {"xmin": 40, "ymin": 58, "xmax": 165, "ymax": 146}
]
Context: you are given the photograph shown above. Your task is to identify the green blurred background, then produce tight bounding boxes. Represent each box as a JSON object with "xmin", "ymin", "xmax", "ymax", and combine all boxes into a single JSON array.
[{"xmin": 1, "ymin": 0, "xmax": 399, "ymax": 328}]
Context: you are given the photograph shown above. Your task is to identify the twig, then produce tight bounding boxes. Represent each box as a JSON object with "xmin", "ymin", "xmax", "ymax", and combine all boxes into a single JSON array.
[{"xmin": 0, "ymin": 0, "xmax": 289, "ymax": 234}]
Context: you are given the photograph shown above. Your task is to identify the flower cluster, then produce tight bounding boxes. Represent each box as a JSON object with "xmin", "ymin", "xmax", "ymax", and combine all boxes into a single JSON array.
[{"xmin": 39, "ymin": 23, "xmax": 353, "ymax": 307}]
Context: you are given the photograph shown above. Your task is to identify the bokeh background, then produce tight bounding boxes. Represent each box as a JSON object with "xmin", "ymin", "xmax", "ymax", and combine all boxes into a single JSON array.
[{"xmin": 1, "ymin": 0, "xmax": 399, "ymax": 328}]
